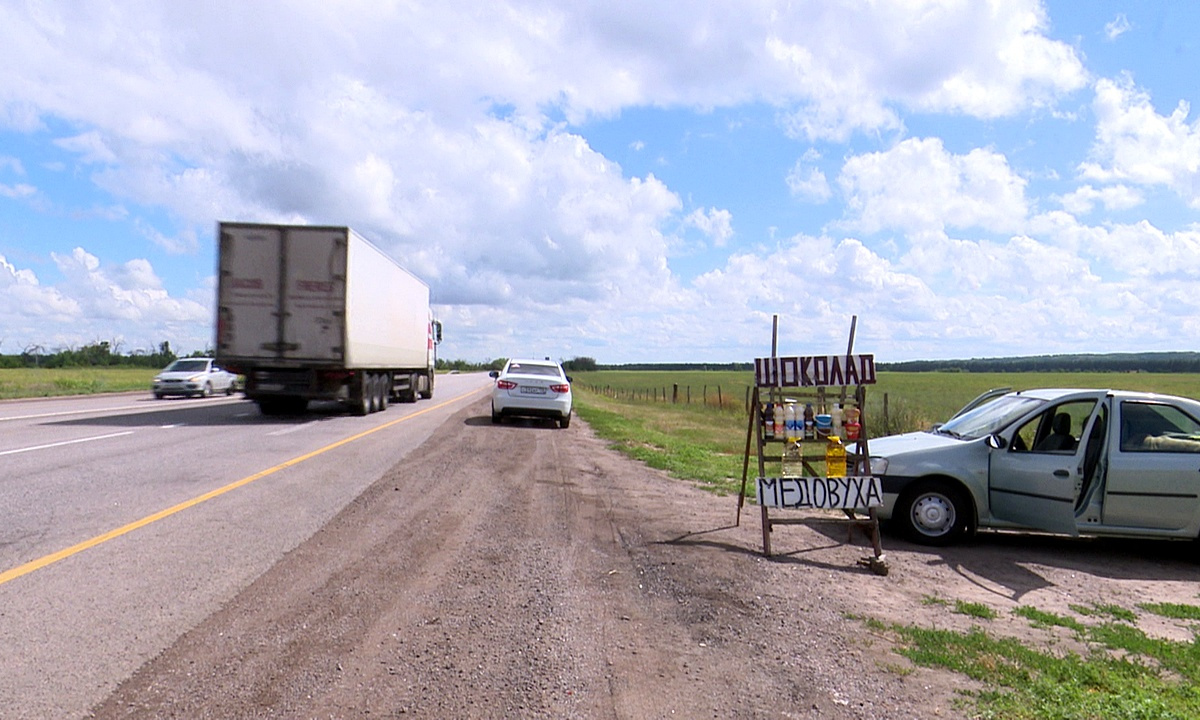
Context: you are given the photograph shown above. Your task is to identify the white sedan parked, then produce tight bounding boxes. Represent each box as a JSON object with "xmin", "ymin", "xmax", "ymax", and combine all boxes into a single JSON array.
[
  {"xmin": 859, "ymin": 388, "xmax": 1200, "ymax": 545},
  {"xmin": 489, "ymin": 359, "xmax": 573, "ymax": 428},
  {"xmin": 152, "ymin": 358, "xmax": 240, "ymax": 399}
]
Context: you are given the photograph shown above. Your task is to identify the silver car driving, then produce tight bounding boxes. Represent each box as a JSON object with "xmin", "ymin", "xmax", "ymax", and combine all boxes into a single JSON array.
[
  {"xmin": 152, "ymin": 358, "xmax": 240, "ymax": 399},
  {"xmin": 860, "ymin": 388, "xmax": 1200, "ymax": 545}
]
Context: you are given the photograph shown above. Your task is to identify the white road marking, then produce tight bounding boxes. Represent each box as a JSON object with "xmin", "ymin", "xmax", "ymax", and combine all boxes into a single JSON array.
[{"xmin": 0, "ymin": 431, "xmax": 136, "ymax": 457}]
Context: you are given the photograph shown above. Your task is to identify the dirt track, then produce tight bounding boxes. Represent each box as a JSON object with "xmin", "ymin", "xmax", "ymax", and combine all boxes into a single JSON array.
[{"xmin": 90, "ymin": 398, "xmax": 1200, "ymax": 719}]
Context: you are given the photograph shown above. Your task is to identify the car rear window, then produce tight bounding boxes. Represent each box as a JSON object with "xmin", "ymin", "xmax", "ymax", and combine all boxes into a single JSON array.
[{"xmin": 507, "ymin": 363, "xmax": 561, "ymax": 377}]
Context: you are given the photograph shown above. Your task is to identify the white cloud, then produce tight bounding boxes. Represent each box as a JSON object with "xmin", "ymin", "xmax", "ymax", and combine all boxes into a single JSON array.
[
  {"xmin": 838, "ymin": 137, "xmax": 1029, "ymax": 235},
  {"xmin": 770, "ymin": 0, "xmax": 1086, "ymax": 140},
  {"xmin": 786, "ymin": 157, "xmax": 832, "ymax": 203},
  {"xmin": 1105, "ymin": 13, "xmax": 1132, "ymax": 41},
  {"xmin": 1056, "ymin": 184, "xmax": 1144, "ymax": 215},
  {"xmin": 684, "ymin": 207, "xmax": 734, "ymax": 247},
  {"xmin": 1080, "ymin": 76, "xmax": 1200, "ymax": 208}
]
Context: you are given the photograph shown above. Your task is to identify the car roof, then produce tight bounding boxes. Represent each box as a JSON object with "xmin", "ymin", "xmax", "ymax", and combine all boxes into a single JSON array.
[
  {"xmin": 506, "ymin": 358, "xmax": 559, "ymax": 366},
  {"xmin": 1007, "ymin": 387, "xmax": 1200, "ymax": 406}
]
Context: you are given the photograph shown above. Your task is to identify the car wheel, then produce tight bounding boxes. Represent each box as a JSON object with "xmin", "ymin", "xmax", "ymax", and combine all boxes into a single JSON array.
[
  {"xmin": 896, "ymin": 480, "xmax": 971, "ymax": 546},
  {"xmin": 154, "ymin": 392, "xmax": 164, "ymax": 400},
  {"xmin": 225, "ymin": 381, "xmax": 234, "ymax": 396},
  {"xmin": 201, "ymin": 382, "xmax": 213, "ymax": 398},
  {"xmin": 491, "ymin": 405, "xmax": 502, "ymax": 424},
  {"xmin": 558, "ymin": 413, "xmax": 571, "ymax": 429}
]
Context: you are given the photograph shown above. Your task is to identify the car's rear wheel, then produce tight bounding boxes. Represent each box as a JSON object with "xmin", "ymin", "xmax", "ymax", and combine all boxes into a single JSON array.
[
  {"xmin": 895, "ymin": 479, "xmax": 970, "ymax": 546},
  {"xmin": 558, "ymin": 413, "xmax": 571, "ymax": 428},
  {"xmin": 491, "ymin": 405, "xmax": 502, "ymax": 424}
]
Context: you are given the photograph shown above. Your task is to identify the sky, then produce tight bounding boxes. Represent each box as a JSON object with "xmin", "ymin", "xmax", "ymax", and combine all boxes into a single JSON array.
[{"xmin": 2, "ymin": 1, "xmax": 1199, "ymax": 365}]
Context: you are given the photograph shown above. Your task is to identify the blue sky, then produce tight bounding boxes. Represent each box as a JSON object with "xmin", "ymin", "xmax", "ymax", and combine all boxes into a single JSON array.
[{"xmin": 2, "ymin": 1, "xmax": 1199, "ymax": 365}]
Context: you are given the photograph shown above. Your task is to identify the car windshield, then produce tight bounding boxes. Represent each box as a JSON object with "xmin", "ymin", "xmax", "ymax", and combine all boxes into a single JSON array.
[
  {"xmin": 506, "ymin": 363, "xmax": 561, "ymax": 377},
  {"xmin": 167, "ymin": 359, "xmax": 209, "ymax": 372},
  {"xmin": 934, "ymin": 394, "xmax": 1045, "ymax": 440}
]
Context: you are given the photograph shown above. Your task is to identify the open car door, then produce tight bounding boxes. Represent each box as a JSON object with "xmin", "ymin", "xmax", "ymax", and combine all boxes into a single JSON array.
[{"xmin": 986, "ymin": 397, "xmax": 1106, "ymax": 535}]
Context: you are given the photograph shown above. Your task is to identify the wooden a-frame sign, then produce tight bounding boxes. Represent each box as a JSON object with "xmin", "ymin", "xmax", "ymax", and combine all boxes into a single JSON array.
[{"xmin": 736, "ymin": 316, "xmax": 889, "ymax": 575}]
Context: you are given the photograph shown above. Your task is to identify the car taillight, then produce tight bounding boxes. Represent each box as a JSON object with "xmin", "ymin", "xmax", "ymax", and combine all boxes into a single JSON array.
[
  {"xmin": 497, "ymin": 380, "xmax": 518, "ymax": 390},
  {"xmin": 549, "ymin": 383, "xmax": 570, "ymax": 393}
]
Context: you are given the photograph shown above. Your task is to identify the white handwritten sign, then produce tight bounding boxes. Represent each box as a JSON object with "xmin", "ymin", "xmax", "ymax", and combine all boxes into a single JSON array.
[
  {"xmin": 754, "ymin": 354, "xmax": 876, "ymax": 388},
  {"xmin": 756, "ymin": 476, "xmax": 883, "ymax": 510}
]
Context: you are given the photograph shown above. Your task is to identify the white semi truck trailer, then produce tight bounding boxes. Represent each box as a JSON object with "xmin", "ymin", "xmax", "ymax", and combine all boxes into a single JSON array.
[{"xmin": 215, "ymin": 222, "xmax": 441, "ymax": 416}]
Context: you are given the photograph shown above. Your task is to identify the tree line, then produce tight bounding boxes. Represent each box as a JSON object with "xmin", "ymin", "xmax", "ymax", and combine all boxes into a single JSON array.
[{"xmin": 0, "ymin": 341, "xmax": 186, "ymax": 369}]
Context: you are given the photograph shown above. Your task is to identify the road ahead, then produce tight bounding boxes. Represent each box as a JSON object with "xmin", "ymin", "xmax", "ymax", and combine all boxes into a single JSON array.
[{"xmin": 0, "ymin": 374, "xmax": 491, "ymax": 720}]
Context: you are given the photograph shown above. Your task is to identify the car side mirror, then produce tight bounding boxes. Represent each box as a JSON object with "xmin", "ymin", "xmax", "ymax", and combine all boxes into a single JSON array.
[
  {"xmin": 489, "ymin": 370, "xmax": 499, "ymax": 378},
  {"xmin": 565, "ymin": 376, "xmax": 573, "ymax": 383},
  {"xmin": 986, "ymin": 434, "xmax": 1005, "ymax": 450}
]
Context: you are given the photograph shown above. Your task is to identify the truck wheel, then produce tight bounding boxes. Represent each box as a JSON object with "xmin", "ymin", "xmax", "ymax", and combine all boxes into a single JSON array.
[
  {"xmin": 419, "ymin": 371, "xmax": 433, "ymax": 399},
  {"xmin": 368, "ymin": 374, "xmax": 380, "ymax": 414},
  {"xmin": 378, "ymin": 374, "xmax": 390, "ymax": 411},
  {"xmin": 351, "ymin": 376, "xmax": 370, "ymax": 416},
  {"xmin": 402, "ymin": 375, "xmax": 418, "ymax": 403}
]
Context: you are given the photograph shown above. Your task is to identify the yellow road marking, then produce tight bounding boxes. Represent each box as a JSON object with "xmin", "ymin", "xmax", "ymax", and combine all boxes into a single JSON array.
[{"xmin": 0, "ymin": 387, "xmax": 487, "ymax": 587}]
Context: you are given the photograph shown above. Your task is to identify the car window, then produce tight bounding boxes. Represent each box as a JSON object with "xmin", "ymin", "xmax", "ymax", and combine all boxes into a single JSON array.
[
  {"xmin": 1119, "ymin": 401, "xmax": 1200, "ymax": 453},
  {"xmin": 168, "ymin": 359, "xmax": 209, "ymax": 372},
  {"xmin": 506, "ymin": 363, "xmax": 561, "ymax": 377},
  {"xmin": 1010, "ymin": 400, "xmax": 1095, "ymax": 453}
]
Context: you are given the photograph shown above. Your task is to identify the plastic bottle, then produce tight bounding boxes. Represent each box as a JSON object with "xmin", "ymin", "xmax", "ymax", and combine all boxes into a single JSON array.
[
  {"xmin": 803, "ymin": 403, "xmax": 815, "ymax": 439},
  {"xmin": 832, "ymin": 402, "xmax": 844, "ymax": 439},
  {"xmin": 844, "ymin": 406, "xmax": 861, "ymax": 441},
  {"xmin": 773, "ymin": 403, "xmax": 785, "ymax": 439},
  {"xmin": 784, "ymin": 402, "xmax": 797, "ymax": 442},
  {"xmin": 763, "ymin": 403, "xmax": 774, "ymax": 439},
  {"xmin": 825, "ymin": 435, "xmax": 846, "ymax": 477}
]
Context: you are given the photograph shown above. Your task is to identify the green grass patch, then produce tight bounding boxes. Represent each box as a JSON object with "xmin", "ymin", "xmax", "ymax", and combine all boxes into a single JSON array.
[
  {"xmin": 1072, "ymin": 603, "xmax": 1139, "ymax": 623},
  {"xmin": 884, "ymin": 617, "xmax": 1200, "ymax": 719},
  {"xmin": 955, "ymin": 600, "xmax": 999, "ymax": 620},
  {"xmin": 0, "ymin": 367, "xmax": 154, "ymax": 399},
  {"xmin": 1015, "ymin": 606, "xmax": 1087, "ymax": 633},
  {"xmin": 1140, "ymin": 603, "xmax": 1200, "ymax": 621}
]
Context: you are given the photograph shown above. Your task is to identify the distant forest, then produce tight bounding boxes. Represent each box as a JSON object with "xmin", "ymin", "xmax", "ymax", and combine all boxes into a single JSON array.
[
  {"xmin": 599, "ymin": 352, "xmax": 1200, "ymax": 374},
  {"xmin": 4, "ymin": 348, "xmax": 1199, "ymax": 374}
]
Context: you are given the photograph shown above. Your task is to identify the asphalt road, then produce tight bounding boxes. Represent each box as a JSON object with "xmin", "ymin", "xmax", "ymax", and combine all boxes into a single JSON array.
[{"xmin": 0, "ymin": 373, "xmax": 492, "ymax": 720}]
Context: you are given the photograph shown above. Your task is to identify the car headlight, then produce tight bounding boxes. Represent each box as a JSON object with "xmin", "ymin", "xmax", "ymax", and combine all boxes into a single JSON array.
[{"xmin": 855, "ymin": 457, "xmax": 887, "ymax": 475}]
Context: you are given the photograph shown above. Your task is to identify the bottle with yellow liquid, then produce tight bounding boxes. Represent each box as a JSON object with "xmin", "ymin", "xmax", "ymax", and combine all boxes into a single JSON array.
[{"xmin": 825, "ymin": 435, "xmax": 846, "ymax": 477}]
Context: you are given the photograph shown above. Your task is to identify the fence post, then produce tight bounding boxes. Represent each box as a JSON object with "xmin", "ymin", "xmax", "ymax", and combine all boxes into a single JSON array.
[{"xmin": 672, "ymin": 384, "xmax": 679, "ymax": 404}]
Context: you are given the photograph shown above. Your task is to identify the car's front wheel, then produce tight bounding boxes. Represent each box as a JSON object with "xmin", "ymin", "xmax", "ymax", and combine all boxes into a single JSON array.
[{"xmin": 895, "ymin": 479, "xmax": 971, "ymax": 546}]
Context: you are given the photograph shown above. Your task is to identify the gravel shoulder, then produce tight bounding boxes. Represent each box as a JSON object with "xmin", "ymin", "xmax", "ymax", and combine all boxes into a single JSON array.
[{"xmin": 90, "ymin": 398, "xmax": 1200, "ymax": 719}]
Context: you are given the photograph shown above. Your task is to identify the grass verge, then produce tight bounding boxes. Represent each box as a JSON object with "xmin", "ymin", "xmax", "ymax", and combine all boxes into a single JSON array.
[{"xmin": 870, "ymin": 601, "xmax": 1200, "ymax": 720}]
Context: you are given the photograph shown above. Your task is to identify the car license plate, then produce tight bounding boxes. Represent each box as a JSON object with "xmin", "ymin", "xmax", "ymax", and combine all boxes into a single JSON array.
[
  {"xmin": 259, "ymin": 383, "xmax": 284, "ymax": 391},
  {"xmin": 520, "ymin": 386, "xmax": 547, "ymax": 395}
]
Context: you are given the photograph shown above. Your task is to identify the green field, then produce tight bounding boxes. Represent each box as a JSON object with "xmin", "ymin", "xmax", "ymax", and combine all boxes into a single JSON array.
[
  {"xmin": 0, "ymin": 367, "xmax": 155, "ymax": 399},
  {"xmin": 572, "ymin": 369, "xmax": 1200, "ymax": 435}
]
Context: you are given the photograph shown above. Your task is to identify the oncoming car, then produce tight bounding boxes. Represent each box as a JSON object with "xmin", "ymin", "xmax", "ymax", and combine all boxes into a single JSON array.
[
  {"xmin": 858, "ymin": 388, "xmax": 1200, "ymax": 546},
  {"xmin": 489, "ymin": 359, "xmax": 573, "ymax": 428},
  {"xmin": 152, "ymin": 358, "xmax": 240, "ymax": 399}
]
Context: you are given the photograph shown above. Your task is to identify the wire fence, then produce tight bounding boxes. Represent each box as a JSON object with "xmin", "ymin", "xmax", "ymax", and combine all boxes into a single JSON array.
[{"xmin": 574, "ymin": 381, "xmax": 916, "ymax": 435}]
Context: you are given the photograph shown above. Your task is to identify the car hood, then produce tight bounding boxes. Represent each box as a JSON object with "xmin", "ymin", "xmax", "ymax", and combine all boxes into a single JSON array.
[
  {"xmin": 156, "ymin": 370, "xmax": 206, "ymax": 379},
  {"xmin": 853, "ymin": 430, "xmax": 963, "ymax": 457}
]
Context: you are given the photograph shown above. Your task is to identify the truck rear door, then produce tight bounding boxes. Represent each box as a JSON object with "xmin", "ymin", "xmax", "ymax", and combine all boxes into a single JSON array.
[
  {"xmin": 218, "ymin": 224, "xmax": 283, "ymax": 359},
  {"xmin": 281, "ymin": 227, "xmax": 346, "ymax": 362}
]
